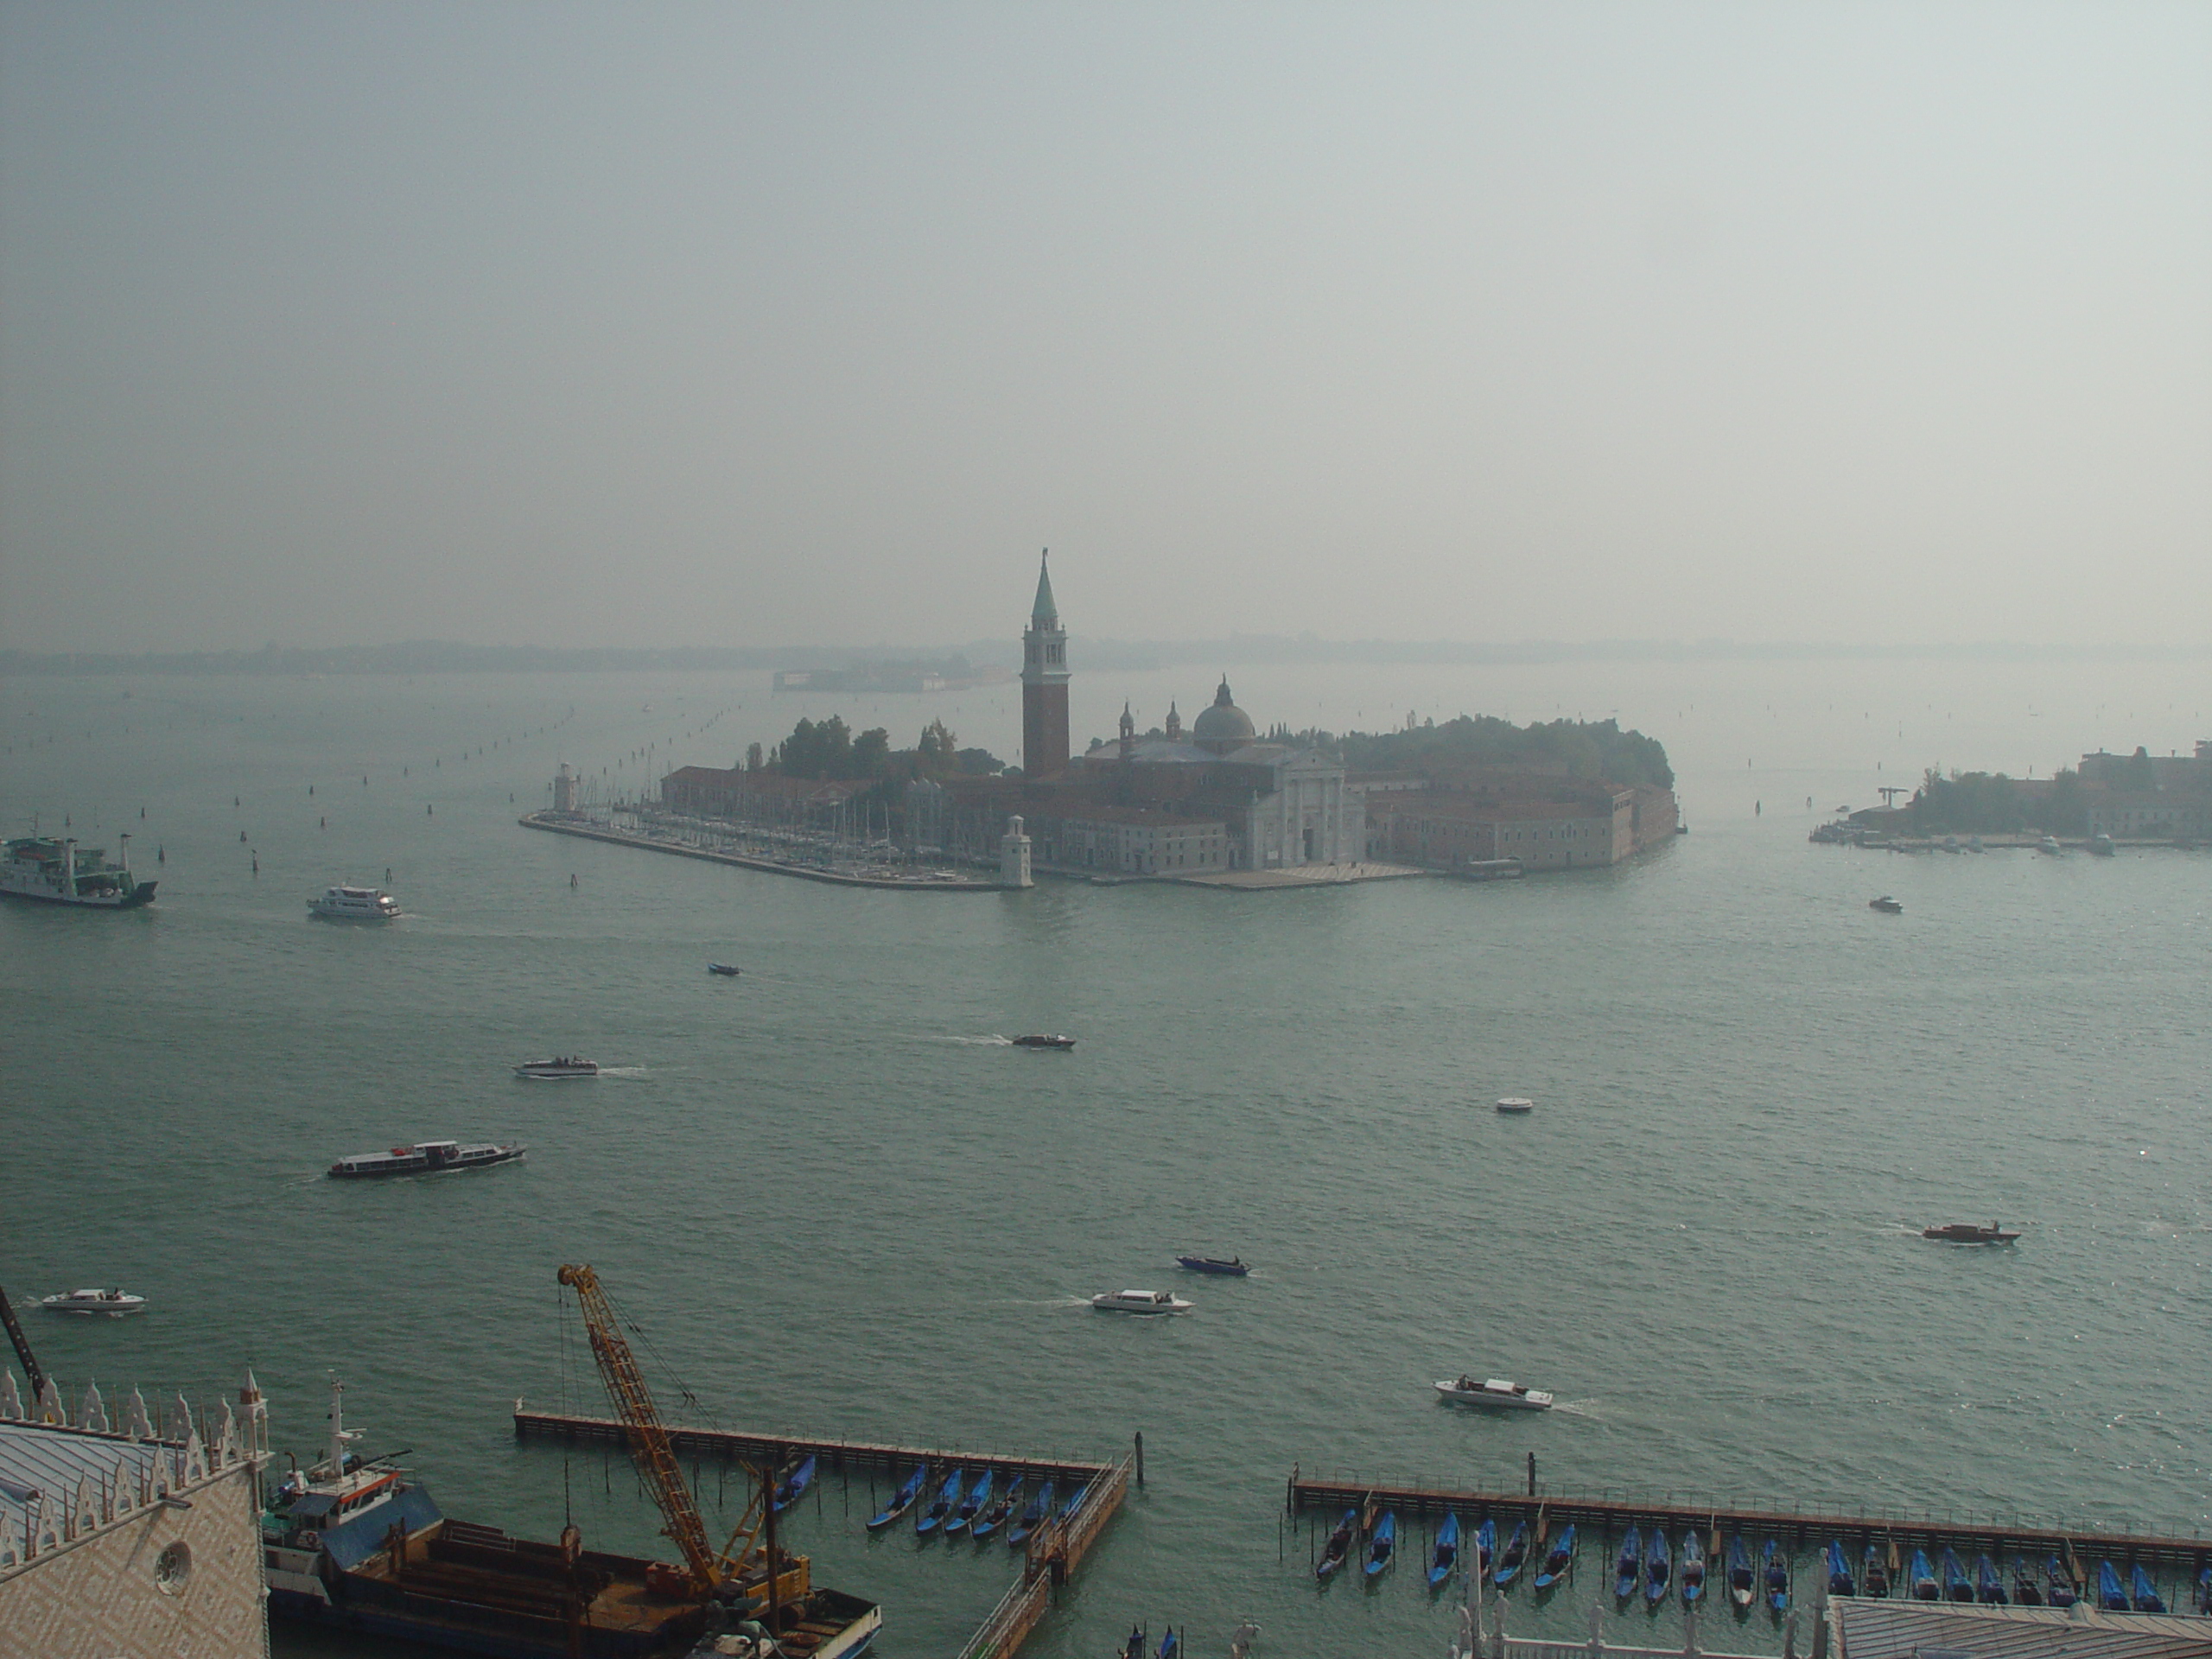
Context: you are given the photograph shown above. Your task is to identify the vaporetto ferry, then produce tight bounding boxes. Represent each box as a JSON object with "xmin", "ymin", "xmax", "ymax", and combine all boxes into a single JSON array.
[{"xmin": 1, "ymin": 834, "xmax": 156, "ymax": 907}]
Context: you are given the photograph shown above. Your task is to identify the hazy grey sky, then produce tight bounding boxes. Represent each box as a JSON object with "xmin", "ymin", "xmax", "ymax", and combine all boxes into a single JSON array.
[{"xmin": 3, "ymin": 3, "xmax": 2206, "ymax": 653}]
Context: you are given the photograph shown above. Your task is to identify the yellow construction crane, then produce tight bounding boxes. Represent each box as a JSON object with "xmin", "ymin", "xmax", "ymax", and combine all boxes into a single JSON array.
[{"xmin": 556, "ymin": 1263, "xmax": 797, "ymax": 1605}]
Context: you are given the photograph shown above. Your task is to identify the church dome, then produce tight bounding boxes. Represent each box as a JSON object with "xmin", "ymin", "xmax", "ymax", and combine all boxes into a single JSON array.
[{"xmin": 1191, "ymin": 677, "xmax": 1255, "ymax": 753}]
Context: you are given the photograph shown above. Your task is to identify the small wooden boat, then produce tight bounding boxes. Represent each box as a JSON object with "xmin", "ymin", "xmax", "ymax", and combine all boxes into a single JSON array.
[
  {"xmin": 1861, "ymin": 1544, "xmax": 1891, "ymax": 1599},
  {"xmin": 972, "ymin": 1475, "xmax": 1022, "ymax": 1540},
  {"xmin": 1364, "ymin": 1512, "xmax": 1397, "ymax": 1580},
  {"xmin": 707, "ymin": 963, "xmax": 741, "ymax": 976},
  {"xmin": 2097, "ymin": 1561, "xmax": 2128, "ymax": 1611},
  {"xmin": 1175, "ymin": 1255, "xmax": 1249, "ymax": 1275},
  {"xmin": 2045, "ymin": 1555, "xmax": 2077, "ymax": 1608},
  {"xmin": 1922, "ymin": 1221, "xmax": 2020, "ymax": 1243},
  {"xmin": 1007, "ymin": 1478, "xmax": 1055, "ymax": 1547},
  {"xmin": 2130, "ymin": 1564, "xmax": 2165, "ymax": 1613},
  {"xmin": 1940, "ymin": 1548, "xmax": 1972, "ymax": 1604},
  {"xmin": 2010, "ymin": 1559, "xmax": 2042, "ymax": 1606},
  {"xmin": 1011, "ymin": 1033, "xmax": 1075, "ymax": 1049},
  {"xmin": 1764, "ymin": 1540, "xmax": 1792, "ymax": 1612},
  {"xmin": 1316, "ymin": 1509, "xmax": 1357, "ymax": 1580},
  {"xmin": 944, "ymin": 1468, "xmax": 993, "ymax": 1535},
  {"xmin": 1910, "ymin": 1549, "xmax": 1939, "ymax": 1601},
  {"xmin": 916, "ymin": 1469, "xmax": 964, "ymax": 1535},
  {"xmin": 1473, "ymin": 1517, "xmax": 1497, "ymax": 1584},
  {"xmin": 1493, "ymin": 1520, "xmax": 1529, "ymax": 1587},
  {"xmin": 1645, "ymin": 1528, "xmax": 1672, "ymax": 1605},
  {"xmin": 1726, "ymin": 1535, "xmax": 1754, "ymax": 1609},
  {"xmin": 1680, "ymin": 1532, "xmax": 1706, "ymax": 1604},
  {"xmin": 867, "ymin": 1464, "xmax": 926, "ymax": 1529},
  {"xmin": 1616, "ymin": 1529, "xmax": 1643, "ymax": 1600},
  {"xmin": 1869, "ymin": 895, "xmax": 1903, "ymax": 913},
  {"xmin": 1427, "ymin": 1513, "xmax": 1461, "ymax": 1589},
  {"xmin": 772, "ymin": 1454, "xmax": 817, "ymax": 1514},
  {"xmin": 1975, "ymin": 1554, "xmax": 2006, "ymax": 1605},
  {"xmin": 1535, "ymin": 1523, "xmax": 1577, "ymax": 1592},
  {"xmin": 1155, "ymin": 1629, "xmax": 1180, "ymax": 1659},
  {"xmin": 1826, "ymin": 1541, "xmax": 1855, "ymax": 1599}
]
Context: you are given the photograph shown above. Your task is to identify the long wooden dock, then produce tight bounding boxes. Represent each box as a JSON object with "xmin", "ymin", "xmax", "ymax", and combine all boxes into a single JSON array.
[
  {"xmin": 1288, "ymin": 1471, "xmax": 2212, "ymax": 1577},
  {"xmin": 513, "ymin": 1406, "xmax": 1112, "ymax": 1486}
]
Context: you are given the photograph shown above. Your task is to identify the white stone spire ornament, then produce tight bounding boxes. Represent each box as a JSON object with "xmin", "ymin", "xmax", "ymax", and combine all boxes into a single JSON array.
[
  {"xmin": 36, "ymin": 1376, "xmax": 64, "ymax": 1425},
  {"xmin": 125, "ymin": 1386, "xmax": 153, "ymax": 1441},
  {"xmin": 0, "ymin": 1369, "xmax": 20, "ymax": 1420},
  {"xmin": 81, "ymin": 1380, "xmax": 108, "ymax": 1434}
]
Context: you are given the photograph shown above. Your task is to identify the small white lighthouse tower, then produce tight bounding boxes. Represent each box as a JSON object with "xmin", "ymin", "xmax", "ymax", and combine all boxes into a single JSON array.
[
  {"xmin": 553, "ymin": 762, "xmax": 578, "ymax": 812},
  {"xmin": 999, "ymin": 815, "xmax": 1033, "ymax": 889}
]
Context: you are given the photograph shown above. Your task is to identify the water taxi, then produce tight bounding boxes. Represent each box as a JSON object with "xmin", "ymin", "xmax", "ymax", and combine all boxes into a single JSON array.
[
  {"xmin": 1869, "ymin": 895, "xmax": 1903, "ymax": 913},
  {"xmin": 512, "ymin": 1057, "xmax": 598, "ymax": 1079},
  {"xmin": 1433, "ymin": 1376, "xmax": 1554, "ymax": 1410},
  {"xmin": 1091, "ymin": 1289, "xmax": 1192, "ymax": 1315},
  {"xmin": 1922, "ymin": 1221, "xmax": 2019, "ymax": 1244},
  {"xmin": 39, "ymin": 1287, "xmax": 147, "ymax": 1315}
]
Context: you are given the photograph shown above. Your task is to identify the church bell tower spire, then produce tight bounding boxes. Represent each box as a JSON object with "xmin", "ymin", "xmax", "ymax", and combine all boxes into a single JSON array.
[{"xmin": 1020, "ymin": 550, "xmax": 1071, "ymax": 778}]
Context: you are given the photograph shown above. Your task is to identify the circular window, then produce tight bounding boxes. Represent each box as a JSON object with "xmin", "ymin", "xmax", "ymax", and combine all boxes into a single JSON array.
[{"xmin": 154, "ymin": 1541, "xmax": 192, "ymax": 1594}]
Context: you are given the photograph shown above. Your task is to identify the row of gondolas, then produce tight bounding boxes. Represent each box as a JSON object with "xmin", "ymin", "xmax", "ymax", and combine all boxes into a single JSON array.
[
  {"xmin": 840, "ymin": 1459, "xmax": 1091, "ymax": 1546},
  {"xmin": 1313, "ymin": 1508, "xmax": 2212, "ymax": 1619}
]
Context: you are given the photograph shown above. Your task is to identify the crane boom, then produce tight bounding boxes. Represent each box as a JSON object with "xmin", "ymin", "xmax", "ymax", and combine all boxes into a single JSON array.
[{"xmin": 556, "ymin": 1263, "xmax": 720, "ymax": 1592}]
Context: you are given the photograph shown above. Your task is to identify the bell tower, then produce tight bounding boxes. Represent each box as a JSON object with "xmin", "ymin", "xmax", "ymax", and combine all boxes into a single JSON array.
[{"xmin": 1020, "ymin": 550, "xmax": 1071, "ymax": 777}]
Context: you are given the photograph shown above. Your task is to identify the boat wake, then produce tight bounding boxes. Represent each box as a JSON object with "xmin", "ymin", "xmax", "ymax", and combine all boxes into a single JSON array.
[
  {"xmin": 594, "ymin": 1065, "xmax": 650, "ymax": 1077},
  {"xmin": 1548, "ymin": 1399, "xmax": 1607, "ymax": 1420},
  {"xmin": 927, "ymin": 1033, "xmax": 1015, "ymax": 1046}
]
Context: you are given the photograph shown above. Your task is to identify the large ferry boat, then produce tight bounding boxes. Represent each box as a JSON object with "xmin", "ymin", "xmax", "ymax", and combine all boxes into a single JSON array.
[
  {"xmin": 309, "ymin": 885, "xmax": 400, "ymax": 919},
  {"xmin": 1, "ymin": 835, "xmax": 156, "ymax": 907},
  {"xmin": 264, "ymin": 1378, "xmax": 882, "ymax": 1659}
]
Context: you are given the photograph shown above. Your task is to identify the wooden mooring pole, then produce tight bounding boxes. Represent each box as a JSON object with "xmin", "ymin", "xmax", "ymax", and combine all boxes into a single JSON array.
[{"xmin": 1135, "ymin": 1432, "xmax": 1144, "ymax": 1489}]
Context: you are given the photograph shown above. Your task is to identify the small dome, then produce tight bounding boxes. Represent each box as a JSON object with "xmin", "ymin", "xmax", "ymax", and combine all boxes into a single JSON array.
[{"xmin": 1190, "ymin": 677, "xmax": 1255, "ymax": 751}]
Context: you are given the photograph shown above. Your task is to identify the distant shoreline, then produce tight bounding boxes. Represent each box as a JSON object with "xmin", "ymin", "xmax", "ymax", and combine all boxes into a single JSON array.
[{"xmin": 7, "ymin": 638, "xmax": 2204, "ymax": 677}]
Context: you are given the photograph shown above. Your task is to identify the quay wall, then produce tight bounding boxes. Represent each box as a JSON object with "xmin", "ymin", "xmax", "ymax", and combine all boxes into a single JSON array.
[{"xmin": 516, "ymin": 815, "xmax": 1002, "ymax": 892}]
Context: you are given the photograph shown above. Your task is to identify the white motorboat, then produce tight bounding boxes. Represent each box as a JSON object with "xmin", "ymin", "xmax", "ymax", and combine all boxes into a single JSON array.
[
  {"xmin": 1495, "ymin": 1097, "xmax": 1535, "ymax": 1115},
  {"xmin": 512, "ymin": 1056, "xmax": 599, "ymax": 1079},
  {"xmin": 309, "ymin": 885, "xmax": 400, "ymax": 919},
  {"xmin": 1091, "ymin": 1289, "xmax": 1192, "ymax": 1315},
  {"xmin": 2037, "ymin": 836, "xmax": 2062, "ymax": 855},
  {"xmin": 1434, "ymin": 1376, "xmax": 1554, "ymax": 1410},
  {"xmin": 40, "ymin": 1287, "xmax": 147, "ymax": 1316}
]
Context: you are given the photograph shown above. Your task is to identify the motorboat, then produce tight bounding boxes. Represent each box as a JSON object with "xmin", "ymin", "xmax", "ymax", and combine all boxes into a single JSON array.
[
  {"xmin": 1975, "ymin": 1554, "xmax": 2006, "ymax": 1604},
  {"xmin": 1680, "ymin": 1532, "xmax": 1706, "ymax": 1605},
  {"xmin": 1616, "ymin": 1529, "xmax": 1643, "ymax": 1600},
  {"xmin": 707, "ymin": 963, "xmax": 741, "ymax": 976},
  {"xmin": 1922, "ymin": 1222, "xmax": 2019, "ymax": 1243},
  {"xmin": 2097, "ymin": 1561, "xmax": 2128, "ymax": 1611},
  {"xmin": 1646, "ymin": 1528, "xmax": 1672, "ymax": 1605},
  {"xmin": 1092, "ymin": 1289, "xmax": 1192, "ymax": 1314},
  {"xmin": 1826, "ymin": 1541, "xmax": 1854, "ymax": 1598},
  {"xmin": 2130, "ymin": 1564, "xmax": 2165, "ymax": 1613},
  {"xmin": 1534, "ymin": 1523, "xmax": 1576, "ymax": 1592},
  {"xmin": 1012, "ymin": 1033, "xmax": 1075, "ymax": 1049},
  {"xmin": 1764, "ymin": 1540, "xmax": 1792, "ymax": 1611},
  {"xmin": 327, "ymin": 1141, "xmax": 524, "ymax": 1179},
  {"xmin": 1910, "ymin": 1549, "xmax": 1940, "ymax": 1600},
  {"xmin": 915, "ymin": 1469, "xmax": 964, "ymax": 1535},
  {"xmin": 1006, "ymin": 1479, "xmax": 1054, "ymax": 1548},
  {"xmin": 971, "ymin": 1475, "xmax": 1021, "ymax": 1540},
  {"xmin": 1175, "ymin": 1255, "xmax": 1249, "ymax": 1275},
  {"xmin": 1494, "ymin": 1097, "xmax": 1535, "ymax": 1115},
  {"xmin": 38, "ymin": 1287, "xmax": 146, "ymax": 1316},
  {"xmin": 1364, "ymin": 1512, "xmax": 1396, "ymax": 1579},
  {"xmin": 867, "ymin": 1463, "xmax": 926, "ymax": 1529},
  {"xmin": 2038, "ymin": 836, "xmax": 2063, "ymax": 855},
  {"xmin": 1316, "ymin": 1509, "xmax": 1357, "ymax": 1580},
  {"xmin": 1861, "ymin": 1543, "xmax": 1891, "ymax": 1599},
  {"xmin": 1427, "ymin": 1513, "xmax": 1461, "ymax": 1589},
  {"xmin": 513, "ymin": 1056, "xmax": 599, "ymax": 1079},
  {"xmin": 308, "ymin": 885, "xmax": 400, "ymax": 920},
  {"xmin": 2089, "ymin": 833, "xmax": 2115, "ymax": 856},
  {"xmin": 1726, "ymin": 1535, "xmax": 1754, "ymax": 1609},
  {"xmin": 1434, "ymin": 1376, "xmax": 1554, "ymax": 1410},
  {"xmin": 772, "ymin": 1454, "xmax": 817, "ymax": 1515},
  {"xmin": 1493, "ymin": 1521, "xmax": 1529, "ymax": 1588},
  {"xmin": 1869, "ymin": 895, "xmax": 1903, "ymax": 913},
  {"xmin": 1940, "ymin": 1547, "xmax": 1973, "ymax": 1604}
]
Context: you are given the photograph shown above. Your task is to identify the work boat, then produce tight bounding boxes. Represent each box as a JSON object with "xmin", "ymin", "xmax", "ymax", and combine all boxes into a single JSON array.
[
  {"xmin": 327, "ymin": 1141, "xmax": 524, "ymax": 1179},
  {"xmin": 39, "ymin": 1287, "xmax": 147, "ymax": 1316},
  {"xmin": 1922, "ymin": 1222, "xmax": 2020, "ymax": 1244},
  {"xmin": 512, "ymin": 1056, "xmax": 599, "ymax": 1079},
  {"xmin": 1433, "ymin": 1376, "xmax": 1554, "ymax": 1411},
  {"xmin": 1091, "ymin": 1289, "xmax": 1193, "ymax": 1315},
  {"xmin": 308, "ymin": 885, "xmax": 400, "ymax": 920},
  {"xmin": 2, "ymin": 834, "xmax": 156, "ymax": 908}
]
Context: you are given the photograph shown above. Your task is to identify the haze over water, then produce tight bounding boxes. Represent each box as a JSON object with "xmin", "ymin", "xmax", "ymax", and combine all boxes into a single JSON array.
[{"xmin": 4, "ymin": 655, "xmax": 2207, "ymax": 1657}]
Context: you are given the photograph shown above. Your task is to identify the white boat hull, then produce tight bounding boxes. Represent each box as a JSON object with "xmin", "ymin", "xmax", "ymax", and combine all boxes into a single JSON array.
[{"xmin": 1434, "ymin": 1379, "xmax": 1553, "ymax": 1410}]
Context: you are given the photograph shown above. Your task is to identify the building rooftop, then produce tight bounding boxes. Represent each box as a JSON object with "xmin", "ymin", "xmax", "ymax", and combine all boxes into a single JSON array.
[{"xmin": 1831, "ymin": 1596, "xmax": 2212, "ymax": 1659}]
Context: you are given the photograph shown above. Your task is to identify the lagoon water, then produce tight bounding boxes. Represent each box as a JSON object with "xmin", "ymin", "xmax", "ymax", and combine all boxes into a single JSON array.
[{"xmin": 3, "ymin": 657, "xmax": 2207, "ymax": 1657}]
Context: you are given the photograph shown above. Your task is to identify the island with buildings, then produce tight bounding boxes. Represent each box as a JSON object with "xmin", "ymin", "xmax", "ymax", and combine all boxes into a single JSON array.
[
  {"xmin": 560, "ymin": 556, "xmax": 1681, "ymax": 889},
  {"xmin": 1819, "ymin": 745, "xmax": 2211, "ymax": 849}
]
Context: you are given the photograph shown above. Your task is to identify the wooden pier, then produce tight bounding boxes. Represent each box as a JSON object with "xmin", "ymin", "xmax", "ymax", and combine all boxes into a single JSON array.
[
  {"xmin": 1288, "ymin": 1471, "xmax": 2212, "ymax": 1578},
  {"xmin": 513, "ymin": 1406, "xmax": 1111, "ymax": 1487}
]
